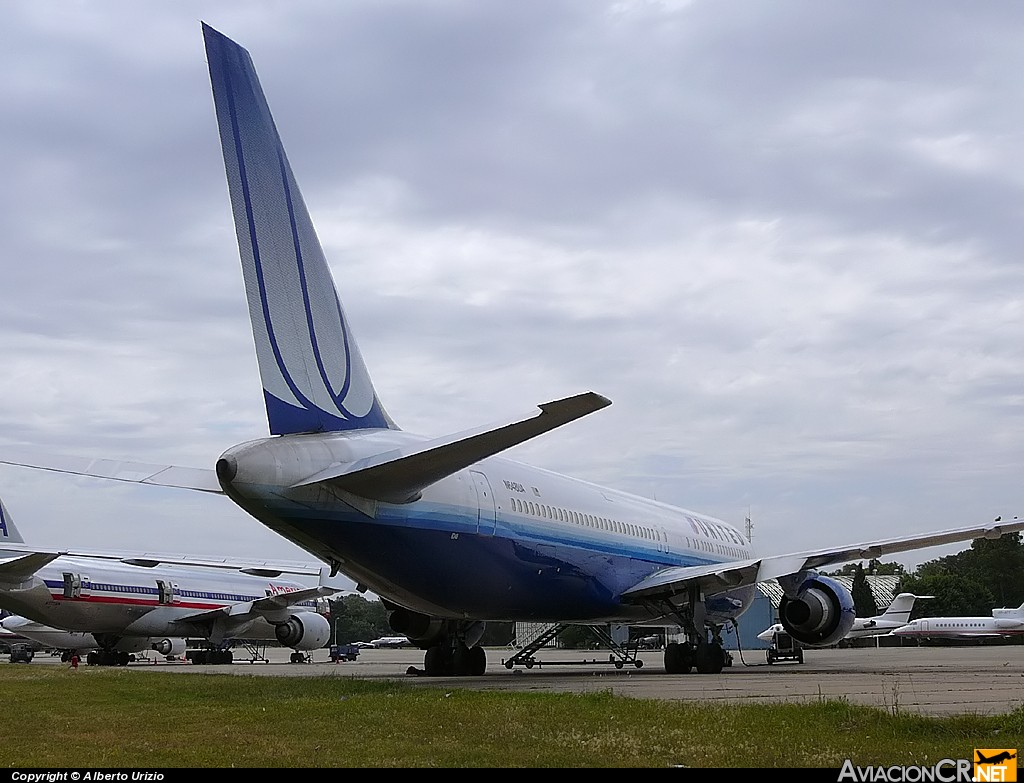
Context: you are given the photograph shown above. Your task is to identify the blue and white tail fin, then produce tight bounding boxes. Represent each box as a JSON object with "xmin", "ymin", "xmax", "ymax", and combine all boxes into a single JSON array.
[
  {"xmin": 0, "ymin": 497, "xmax": 26, "ymax": 545},
  {"xmin": 203, "ymin": 23, "xmax": 396, "ymax": 436}
]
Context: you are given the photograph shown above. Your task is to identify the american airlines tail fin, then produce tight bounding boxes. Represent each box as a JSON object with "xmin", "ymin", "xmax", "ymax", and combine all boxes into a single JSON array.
[
  {"xmin": 203, "ymin": 23, "xmax": 396, "ymax": 436},
  {"xmin": 0, "ymin": 497, "xmax": 25, "ymax": 545}
]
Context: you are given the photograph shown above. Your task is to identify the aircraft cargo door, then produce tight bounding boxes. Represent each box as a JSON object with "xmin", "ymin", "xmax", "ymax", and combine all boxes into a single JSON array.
[{"xmin": 470, "ymin": 470, "xmax": 496, "ymax": 536}]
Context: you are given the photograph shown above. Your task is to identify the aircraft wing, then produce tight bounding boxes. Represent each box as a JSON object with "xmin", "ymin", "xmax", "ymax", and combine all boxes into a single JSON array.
[
  {"xmin": 0, "ymin": 447, "xmax": 222, "ymax": 493},
  {"xmin": 290, "ymin": 392, "xmax": 612, "ymax": 503},
  {"xmin": 57, "ymin": 550, "xmax": 325, "ymax": 579},
  {"xmin": 622, "ymin": 518, "xmax": 1024, "ymax": 602},
  {"xmin": 176, "ymin": 585, "xmax": 339, "ymax": 624}
]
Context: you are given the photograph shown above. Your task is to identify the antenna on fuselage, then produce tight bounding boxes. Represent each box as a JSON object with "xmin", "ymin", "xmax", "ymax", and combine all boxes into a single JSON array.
[{"xmin": 744, "ymin": 510, "xmax": 753, "ymax": 543}]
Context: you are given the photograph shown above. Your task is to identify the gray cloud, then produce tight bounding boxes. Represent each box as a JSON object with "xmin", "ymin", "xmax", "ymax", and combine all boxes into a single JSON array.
[{"xmin": 1, "ymin": 0, "xmax": 1023, "ymax": 581}]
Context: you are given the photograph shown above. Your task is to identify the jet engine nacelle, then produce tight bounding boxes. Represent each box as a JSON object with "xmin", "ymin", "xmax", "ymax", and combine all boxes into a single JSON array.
[
  {"xmin": 388, "ymin": 607, "xmax": 486, "ymax": 649},
  {"xmin": 778, "ymin": 574, "xmax": 856, "ymax": 647},
  {"xmin": 274, "ymin": 611, "xmax": 331, "ymax": 651},
  {"xmin": 388, "ymin": 607, "xmax": 445, "ymax": 647},
  {"xmin": 152, "ymin": 638, "xmax": 186, "ymax": 657}
]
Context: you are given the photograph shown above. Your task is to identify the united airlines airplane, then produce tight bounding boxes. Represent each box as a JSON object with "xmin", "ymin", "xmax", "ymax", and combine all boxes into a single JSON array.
[
  {"xmin": 0, "ymin": 495, "xmax": 339, "ymax": 665},
  {"xmin": 2, "ymin": 23, "xmax": 1023, "ymax": 677}
]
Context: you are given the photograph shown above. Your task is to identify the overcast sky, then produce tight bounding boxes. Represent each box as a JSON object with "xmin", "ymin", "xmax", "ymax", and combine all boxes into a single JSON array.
[{"xmin": 1, "ymin": 1, "xmax": 1023, "ymax": 590}]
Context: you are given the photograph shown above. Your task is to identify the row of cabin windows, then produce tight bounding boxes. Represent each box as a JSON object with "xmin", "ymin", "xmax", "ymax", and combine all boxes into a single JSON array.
[
  {"xmin": 934, "ymin": 622, "xmax": 987, "ymax": 628},
  {"xmin": 509, "ymin": 496, "xmax": 664, "ymax": 542},
  {"xmin": 688, "ymin": 537, "xmax": 747, "ymax": 560},
  {"xmin": 507, "ymin": 496, "xmax": 747, "ymax": 559},
  {"xmin": 61, "ymin": 577, "xmax": 247, "ymax": 603},
  {"xmin": 685, "ymin": 515, "xmax": 746, "ymax": 546},
  {"xmin": 76, "ymin": 584, "xmax": 249, "ymax": 602}
]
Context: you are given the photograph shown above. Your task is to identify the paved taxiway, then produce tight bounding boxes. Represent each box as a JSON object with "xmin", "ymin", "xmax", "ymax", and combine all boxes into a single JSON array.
[{"xmin": 20, "ymin": 644, "xmax": 1024, "ymax": 717}]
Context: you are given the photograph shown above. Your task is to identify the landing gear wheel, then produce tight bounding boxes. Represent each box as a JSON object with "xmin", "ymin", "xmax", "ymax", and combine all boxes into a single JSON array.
[
  {"xmin": 424, "ymin": 645, "xmax": 449, "ymax": 676},
  {"xmin": 468, "ymin": 645, "xmax": 487, "ymax": 676},
  {"xmin": 694, "ymin": 642, "xmax": 725, "ymax": 674},
  {"xmin": 452, "ymin": 644, "xmax": 472, "ymax": 676},
  {"xmin": 664, "ymin": 642, "xmax": 693, "ymax": 674}
]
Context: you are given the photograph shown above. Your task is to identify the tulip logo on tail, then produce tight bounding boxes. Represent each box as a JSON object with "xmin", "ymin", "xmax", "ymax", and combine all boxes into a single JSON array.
[
  {"xmin": 0, "ymin": 506, "xmax": 8, "ymax": 539},
  {"xmin": 974, "ymin": 750, "xmax": 1017, "ymax": 782}
]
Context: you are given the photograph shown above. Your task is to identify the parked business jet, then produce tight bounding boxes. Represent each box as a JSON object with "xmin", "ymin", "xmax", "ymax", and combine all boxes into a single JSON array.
[
  {"xmin": 369, "ymin": 636, "xmax": 411, "ymax": 649},
  {"xmin": 3, "ymin": 23, "xmax": 1023, "ymax": 677},
  {"xmin": 890, "ymin": 603, "xmax": 1024, "ymax": 641},
  {"xmin": 0, "ymin": 495, "xmax": 339, "ymax": 665},
  {"xmin": 757, "ymin": 593, "xmax": 933, "ymax": 643}
]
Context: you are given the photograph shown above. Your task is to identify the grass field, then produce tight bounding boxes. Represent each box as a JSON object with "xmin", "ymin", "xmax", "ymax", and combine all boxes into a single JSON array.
[{"xmin": 1, "ymin": 665, "xmax": 1021, "ymax": 768}]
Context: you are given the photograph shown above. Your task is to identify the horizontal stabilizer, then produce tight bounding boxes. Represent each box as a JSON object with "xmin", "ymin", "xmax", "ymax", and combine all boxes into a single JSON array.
[
  {"xmin": 0, "ymin": 448, "xmax": 222, "ymax": 494},
  {"xmin": 623, "ymin": 517, "xmax": 1024, "ymax": 602},
  {"xmin": 0, "ymin": 552, "xmax": 64, "ymax": 583},
  {"xmin": 249, "ymin": 585, "xmax": 338, "ymax": 612},
  {"xmin": 292, "ymin": 391, "xmax": 612, "ymax": 503}
]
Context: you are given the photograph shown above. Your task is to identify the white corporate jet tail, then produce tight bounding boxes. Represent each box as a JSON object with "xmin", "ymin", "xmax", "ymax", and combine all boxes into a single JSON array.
[
  {"xmin": 877, "ymin": 592, "xmax": 932, "ymax": 624},
  {"xmin": 203, "ymin": 23, "xmax": 397, "ymax": 437},
  {"xmin": 992, "ymin": 602, "xmax": 1024, "ymax": 619}
]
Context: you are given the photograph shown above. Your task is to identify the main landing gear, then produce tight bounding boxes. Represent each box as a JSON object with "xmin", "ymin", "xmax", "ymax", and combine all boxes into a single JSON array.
[
  {"xmin": 423, "ymin": 642, "xmax": 487, "ymax": 676},
  {"xmin": 655, "ymin": 584, "xmax": 733, "ymax": 675},
  {"xmin": 85, "ymin": 650, "xmax": 134, "ymax": 667},
  {"xmin": 663, "ymin": 638, "xmax": 729, "ymax": 674},
  {"xmin": 402, "ymin": 618, "xmax": 488, "ymax": 676}
]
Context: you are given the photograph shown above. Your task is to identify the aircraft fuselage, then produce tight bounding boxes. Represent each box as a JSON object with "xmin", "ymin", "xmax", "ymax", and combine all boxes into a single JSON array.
[
  {"xmin": 0, "ymin": 555, "xmax": 318, "ymax": 642},
  {"xmin": 216, "ymin": 430, "xmax": 757, "ymax": 624}
]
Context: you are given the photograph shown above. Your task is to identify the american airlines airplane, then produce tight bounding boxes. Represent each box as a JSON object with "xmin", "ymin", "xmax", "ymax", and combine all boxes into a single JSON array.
[
  {"xmin": 0, "ymin": 495, "xmax": 339, "ymax": 665},
  {"xmin": 889, "ymin": 603, "xmax": 1024, "ymax": 641},
  {"xmin": 757, "ymin": 593, "xmax": 933, "ymax": 643},
  {"xmin": 3, "ymin": 23, "xmax": 1023, "ymax": 677}
]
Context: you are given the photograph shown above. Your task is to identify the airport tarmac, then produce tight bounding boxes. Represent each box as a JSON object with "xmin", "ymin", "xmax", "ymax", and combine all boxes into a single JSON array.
[{"xmin": 19, "ymin": 643, "xmax": 1024, "ymax": 717}]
